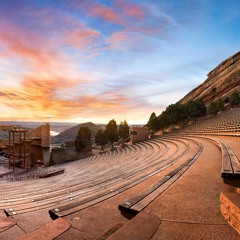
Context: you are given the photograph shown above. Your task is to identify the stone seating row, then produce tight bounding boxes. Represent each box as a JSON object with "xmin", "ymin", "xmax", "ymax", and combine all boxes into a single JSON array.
[
  {"xmin": 1, "ymin": 138, "xmax": 180, "ymax": 217},
  {"xmin": 1, "ymin": 135, "xmax": 213, "ymax": 239},
  {"xmin": 181, "ymin": 108, "xmax": 240, "ymax": 135},
  {"xmin": 46, "ymin": 139, "xmax": 183, "ymax": 218},
  {"xmin": 1, "ymin": 139, "xmax": 174, "ymax": 216},
  {"xmin": 48, "ymin": 137, "xmax": 196, "ymax": 219},
  {"xmin": 174, "ymin": 134, "xmax": 240, "ymax": 181},
  {"xmin": 0, "ymin": 136, "xmax": 202, "ymax": 226},
  {"xmin": 118, "ymin": 138, "xmax": 203, "ymax": 214},
  {"xmin": 219, "ymin": 142, "xmax": 240, "ymax": 180},
  {"xmin": 0, "ymin": 140, "xmax": 167, "ymax": 202}
]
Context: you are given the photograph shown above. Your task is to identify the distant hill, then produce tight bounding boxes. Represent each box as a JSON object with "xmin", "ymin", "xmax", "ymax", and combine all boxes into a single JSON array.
[
  {"xmin": 51, "ymin": 122, "xmax": 105, "ymax": 144},
  {"xmin": 0, "ymin": 121, "xmax": 78, "ymax": 140},
  {"xmin": 179, "ymin": 51, "xmax": 240, "ymax": 106}
]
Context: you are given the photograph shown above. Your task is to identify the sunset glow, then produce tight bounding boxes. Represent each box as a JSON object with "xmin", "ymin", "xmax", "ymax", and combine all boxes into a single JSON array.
[{"xmin": 1, "ymin": 0, "xmax": 240, "ymax": 124}]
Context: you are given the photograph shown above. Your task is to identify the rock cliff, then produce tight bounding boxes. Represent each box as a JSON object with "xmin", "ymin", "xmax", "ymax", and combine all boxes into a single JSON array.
[{"xmin": 179, "ymin": 51, "xmax": 240, "ymax": 105}]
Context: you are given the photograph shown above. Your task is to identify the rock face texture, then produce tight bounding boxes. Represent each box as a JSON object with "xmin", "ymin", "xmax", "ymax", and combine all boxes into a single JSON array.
[
  {"xmin": 179, "ymin": 51, "xmax": 240, "ymax": 105},
  {"xmin": 220, "ymin": 192, "xmax": 240, "ymax": 234}
]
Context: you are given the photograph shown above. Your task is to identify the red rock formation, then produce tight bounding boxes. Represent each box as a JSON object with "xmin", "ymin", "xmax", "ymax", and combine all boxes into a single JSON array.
[{"xmin": 179, "ymin": 51, "xmax": 240, "ymax": 105}]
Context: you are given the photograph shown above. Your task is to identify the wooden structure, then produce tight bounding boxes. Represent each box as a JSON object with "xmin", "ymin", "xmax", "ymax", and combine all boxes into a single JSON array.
[
  {"xmin": 8, "ymin": 129, "xmax": 29, "ymax": 170},
  {"xmin": 0, "ymin": 124, "xmax": 51, "ymax": 170}
]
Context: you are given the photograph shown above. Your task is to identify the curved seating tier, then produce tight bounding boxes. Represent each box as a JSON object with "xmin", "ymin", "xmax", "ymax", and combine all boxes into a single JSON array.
[
  {"xmin": 1, "ymin": 121, "xmax": 240, "ymax": 238},
  {"xmin": 180, "ymin": 108, "xmax": 240, "ymax": 137},
  {"xmin": 0, "ymin": 137, "xmax": 199, "ymax": 219}
]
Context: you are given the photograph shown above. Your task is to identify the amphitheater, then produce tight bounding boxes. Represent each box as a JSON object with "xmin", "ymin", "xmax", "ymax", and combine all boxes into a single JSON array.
[{"xmin": 0, "ymin": 108, "xmax": 240, "ymax": 239}]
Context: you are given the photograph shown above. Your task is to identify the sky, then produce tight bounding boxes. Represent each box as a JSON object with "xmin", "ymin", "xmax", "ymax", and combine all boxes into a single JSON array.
[{"xmin": 1, "ymin": 0, "xmax": 240, "ymax": 124}]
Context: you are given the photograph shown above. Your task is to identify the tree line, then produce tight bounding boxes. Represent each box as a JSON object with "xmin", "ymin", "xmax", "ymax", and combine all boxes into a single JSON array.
[
  {"xmin": 74, "ymin": 91, "xmax": 240, "ymax": 151},
  {"xmin": 75, "ymin": 119, "xmax": 129, "ymax": 152},
  {"xmin": 147, "ymin": 91, "xmax": 240, "ymax": 131}
]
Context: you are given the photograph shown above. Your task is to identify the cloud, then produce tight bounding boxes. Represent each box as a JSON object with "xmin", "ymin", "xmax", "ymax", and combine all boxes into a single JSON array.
[
  {"xmin": 105, "ymin": 31, "xmax": 130, "ymax": 50},
  {"xmin": 159, "ymin": 0, "xmax": 203, "ymax": 25},
  {"xmin": 0, "ymin": 0, "xmax": 187, "ymax": 123},
  {"xmin": 88, "ymin": 3, "xmax": 123, "ymax": 24},
  {"xmin": 4, "ymin": 1, "xmax": 173, "ymax": 56},
  {"xmin": 104, "ymin": 29, "xmax": 156, "ymax": 52},
  {"xmin": 114, "ymin": 0, "xmax": 145, "ymax": 20},
  {"xmin": 64, "ymin": 28, "xmax": 100, "ymax": 50},
  {"xmin": 0, "ymin": 20, "xmax": 61, "ymax": 70},
  {"xmin": 66, "ymin": 0, "xmax": 144, "ymax": 26},
  {"xmin": 82, "ymin": 2, "xmax": 178, "ymax": 53},
  {"xmin": 0, "ymin": 4, "xmax": 103, "ymax": 64},
  {"xmin": 0, "ymin": 70, "xmax": 134, "ymax": 122},
  {"xmin": 64, "ymin": 0, "xmax": 124, "ymax": 25},
  {"xmin": 0, "ymin": 92, "xmax": 7, "ymax": 97},
  {"xmin": 0, "ymin": 66, "xmax": 154, "ymax": 122}
]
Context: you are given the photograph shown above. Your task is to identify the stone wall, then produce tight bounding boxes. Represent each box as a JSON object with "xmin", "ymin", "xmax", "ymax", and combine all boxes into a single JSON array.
[
  {"xmin": 220, "ymin": 191, "xmax": 240, "ymax": 234},
  {"xmin": 50, "ymin": 147, "xmax": 92, "ymax": 165},
  {"xmin": 26, "ymin": 124, "xmax": 50, "ymax": 147},
  {"xmin": 129, "ymin": 126, "xmax": 149, "ymax": 144}
]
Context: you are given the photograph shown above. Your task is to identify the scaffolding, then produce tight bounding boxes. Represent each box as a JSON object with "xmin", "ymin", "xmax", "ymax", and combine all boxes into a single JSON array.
[
  {"xmin": 8, "ymin": 129, "xmax": 28, "ymax": 170},
  {"xmin": 0, "ymin": 124, "xmax": 50, "ymax": 170}
]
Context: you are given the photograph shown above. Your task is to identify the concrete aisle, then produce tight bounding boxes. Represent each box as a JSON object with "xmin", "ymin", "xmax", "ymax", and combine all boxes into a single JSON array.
[{"xmin": 142, "ymin": 138, "xmax": 240, "ymax": 240}]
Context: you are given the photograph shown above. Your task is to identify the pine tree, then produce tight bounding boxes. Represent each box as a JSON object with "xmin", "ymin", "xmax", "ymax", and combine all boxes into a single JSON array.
[
  {"xmin": 147, "ymin": 112, "xmax": 158, "ymax": 130},
  {"xmin": 95, "ymin": 129, "xmax": 107, "ymax": 150},
  {"xmin": 118, "ymin": 120, "xmax": 129, "ymax": 146},
  {"xmin": 105, "ymin": 119, "xmax": 119, "ymax": 150},
  {"xmin": 74, "ymin": 126, "xmax": 91, "ymax": 151}
]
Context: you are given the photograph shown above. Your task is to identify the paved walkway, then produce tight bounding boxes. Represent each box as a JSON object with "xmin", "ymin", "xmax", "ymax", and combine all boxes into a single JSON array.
[
  {"xmin": 0, "ymin": 163, "xmax": 26, "ymax": 178},
  {"xmin": 138, "ymin": 137, "xmax": 239, "ymax": 239},
  {"xmin": 0, "ymin": 166, "xmax": 12, "ymax": 176}
]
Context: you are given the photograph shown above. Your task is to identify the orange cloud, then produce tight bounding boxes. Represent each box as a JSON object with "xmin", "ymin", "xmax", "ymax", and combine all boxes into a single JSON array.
[
  {"xmin": 66, "ymin": 1, "xmax": 124, "ymax": 25},
  {"xmin": 105, "ymin": 31, "xmax": 129, "ymax": 50},
  {"xmin": 0, "ymin": 70, "xmax": 132, "ymax": 122},
  {"xmin": 0, "ymin": 22, "xmax": 61, "ymax": 70},
  {"xmin": 0, "ymin": 80, "xmax": 150, "ymax": 123},
  {"xmin": 64, "ymin": 28, "xmax": 100, "ymax": 50},
  {"xmin": 105, "ymin": 29, "xmax": 154, "ymax": 52},
  {"xmin": 114, "ymin": 0, "xmax": 145, "ymax": 19},
  {"xmin": 0, "ymin": 1, "xmax": 158, "ymax": 123},
  {"xmin": 0, "ymin": 9, "xmax": 101, "ymax": 69},
  {"xmin": 88, "ymin": 4, "xmax": 123, "ymax": 24},
  {"xmin": 67, "ymin": 1, "xmax": 144, "ymax": 25}
]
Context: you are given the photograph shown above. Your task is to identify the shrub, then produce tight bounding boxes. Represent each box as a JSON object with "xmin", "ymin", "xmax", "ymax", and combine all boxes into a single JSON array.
[
  {"xmin": 216, "ymin": 98, "xmax": 224, "ymax": 112},
  {"xmin": 207, "ymin": 101, "xmax": 218, "ymax": 115},
  {"xmin": 229, "ymin": 91, "xmax": 240, "ymax": 107}
]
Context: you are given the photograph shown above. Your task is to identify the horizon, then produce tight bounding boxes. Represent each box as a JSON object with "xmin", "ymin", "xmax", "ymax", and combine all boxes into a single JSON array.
[
  {"xmin": 0, "ymin": 120, "xmax": 144, "ymax": 125},
  {"xmin": 1, "ymin": 1, "xmax": 240, "ymax": 123},
  {"xmin": 0, "ymin": 120, "xmax": 145, "ymax": 126}
]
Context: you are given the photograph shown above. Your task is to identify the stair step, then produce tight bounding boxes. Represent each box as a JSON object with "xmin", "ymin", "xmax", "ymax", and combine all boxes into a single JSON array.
[
  {"xmin": 107, "ymin": 212, "xmax": 160, "ymax": 240},
  {"xmin": 0, "ymin": 216, "xmax": 16, "ymax": 233},
  {"xmin": 18, "ymin": 218, "xmax": 70, "ymax": 240}
]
